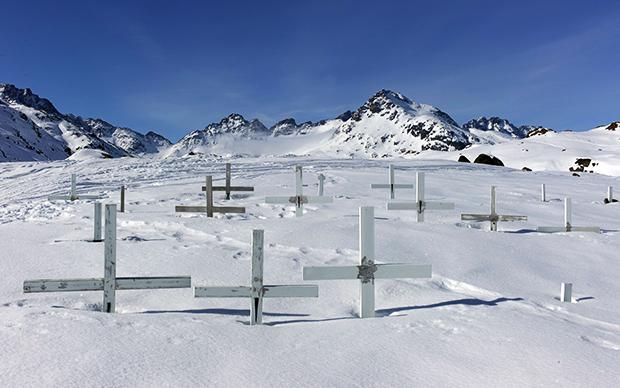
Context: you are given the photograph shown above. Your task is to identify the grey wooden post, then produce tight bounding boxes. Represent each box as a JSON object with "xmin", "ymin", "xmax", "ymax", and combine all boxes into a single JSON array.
[
  {"xmin": 295, "ymin": 166, "xmax": 304, "ymax": 217},
  {"xmin": 359, "ymin": 206, "xmax": 376, "ymax": 318},
  {"xmin": 564, "ymin": 197, "xmax": 572, "ymax": 231},
  {"xmin": 103, "ymin": 204, "xmax": 117, "ymax": 313},
  {"xmin": 70, "ymin": 174, "xmax": 77, "ymax": 201},
  {"xmin": 416, "ymin": 172, "xmax": 425, "ymax": 222},
  {"xmin": 318, "ymin": 174, "xmax": 325, "ymax": 196},
  {"xmin": 225, "ymin": 163, "xmax": 232, "ymax": 200},
  {"xmin": 490, "ymin": 186, "xmax": 498, "ymax": 232},
  {"xmin": 560, "ymin": 282, "xmax": 572, "ymax": 303},
  {"xmin": 608, "ymin": 186, "xmax": 614, "ymax": 203},
  {"xmin": 389, "ymin": 164, "xmax": 395, "ymax": 199},
  {"xmin": 93, "ymin": 202, "xmax": 103, "ymax": 242},
  {"xmin": 120, "ymin": 185, "xmax": 126, "ymax": 213},
  {"xmin": 251, "ymin": 230, "xmax": 264, "ymax": 325},
  {"xmin": 541, "ymin": 184, "xmax": 546, "ymax": 202},
  {"xmin": 206, "ymin": 176, "xmax": 214, "ymax": 217}
]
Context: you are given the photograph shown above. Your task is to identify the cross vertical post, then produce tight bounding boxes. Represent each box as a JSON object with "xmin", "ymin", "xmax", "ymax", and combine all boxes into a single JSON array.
[
  {"xmin": 206, "ymin": 176, "xmax": 214, "ymax": 217},
  {"xmin": 103, "ymin": 204, "xmax": 117, "ymax": 313},
  {"xmin": 225, "ymin": 163, "xmax": 232, "ymax": 200},
  {"xmin": 416, "ymin": 172, "xmax": 425, "ymax": 222},
  {"xmin": 560, "ymin": 282, "xmax": 572, "ymax": 303},
  {"xmin": 608, "ymin": 186, "xmax": 614, "ymax": 203},
  {"xmin": 120, "ymin": 185, "xmax": 126, "ymax": 212},
  {"xmin": 93, "ymin": 202, "xmax": 103, "ymax": 242},
  {"xmin": 490, "ymin": 186, "xmax": 498, "ymax": 231},
  {"xmin": 564, "ymin": 197, "xmax": 572, "ymax": 231},
  {"xmin": 389, "ymin": 164, "xmax": 395, "ymax": 199},
  {"xmin": 541, "ymin": 184, "xmax": 546, "ymax": 202},
  {"xmin": 318, "ymin": 174, "xmax": 325, "ymax": 196},
  {"xmin": 70, "ymin": 174, "xmax": 77, "ymax": 200},
  {"xmin": 359, "ymin": 206, "xmax": 376, "ymax": 318},
  {"xmin": 251, "ymin": 230, "xmax": 264, "ymax": 325},
  {"xmin": 295, "ymin": 166, "xmax": 304, "ymax": 217}
]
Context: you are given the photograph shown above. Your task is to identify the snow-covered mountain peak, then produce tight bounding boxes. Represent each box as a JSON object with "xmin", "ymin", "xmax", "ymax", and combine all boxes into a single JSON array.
[
  {"xmin": 0, "ymin": 84, "xmax": 61, "ymax": 117},
  {"xmin": 463, "ymin": 116, "xmax": 528, "ymax": 139}
]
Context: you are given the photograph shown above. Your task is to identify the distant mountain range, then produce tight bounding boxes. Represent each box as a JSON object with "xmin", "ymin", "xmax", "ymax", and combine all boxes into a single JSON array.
[{"xmin": 1, "ymin": 83, "xmax": 617, "ymax": 174}]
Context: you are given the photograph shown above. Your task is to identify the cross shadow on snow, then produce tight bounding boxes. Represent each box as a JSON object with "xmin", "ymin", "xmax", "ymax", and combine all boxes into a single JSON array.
[
  {"xmin": 375, "ymin": 297, "xmax": 524, "ymax": 317},
  {"xmin": 142, "ymin": 308, "xmax": 310, "ymax": 318},
  {"xmin": 503, "ymin": 229, "xmax": 539, "ymax": 234},
  {"xmin": 263, "ymin": 316, "xmax": 357, "ymax": 326}
]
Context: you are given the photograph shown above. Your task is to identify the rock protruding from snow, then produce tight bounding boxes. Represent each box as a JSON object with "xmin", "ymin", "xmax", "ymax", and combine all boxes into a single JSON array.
[
  {"xmin": 463, "ymin": 117, "xmax": 528, "ymax": 139},
  {"xmin": 524, "ymin": 126, "xmax": 555, "ymax": 138},
  {"xmin": 270, "ymin": 118, "xmax": 315, "ymax": 136}
]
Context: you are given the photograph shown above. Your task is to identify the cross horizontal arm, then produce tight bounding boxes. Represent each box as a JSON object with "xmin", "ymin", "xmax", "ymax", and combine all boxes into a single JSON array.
[
  {"xmin": 203, "ymin": 186, "xmax": 254, "ymax": 192},
  {"xmin": 24, "ymin": 278, "xmax": 103, "ymax": 293},
  {"xmin": 461, "ymin": 214, "xmax": 494, "ymax": 221},
  {"xmin": 305, "ymin": 196, "xmax": 333, "ymax": 204},
  {"xmin": 537, "ymin": 226, "xmax": 600, "ymax": 233},
  {"xmin": 265, "ymin": 196, "xmax": 295, "ymax": 204},
  {"xmin": 386, "ymin": 201, "xmax": 417, "ymax": 210},
  {"xmin": 115, "ymin": 276, "xmax": 191, "ymax": 290},
  {"xmin": 370, "ymin": 184, "xmax": 414, "ymax": 189},
  {"xmin": 175, "ymin": 206, "xmax": 208, "ymax": 213},
  {"xmin": 303, "ymin": 266, "xmax": 359, "ymax": 280},
  {"xmin": 263, "ymin": 285, "xmax": 319, "ymax": 297},
  {"xmin": 374, "ymin": 264, "xmax": 432, "ymax": 279},
  {"xmin": 194, "ymin": 286, "xmax": 251, "ymax": 298},
  {"xmin": 570, "ymin": 226, "xmax": 600, "ymax": 233},
  {"xmin": 212, "ymin": 206, "xmax": 246, "ymax": 213},
  {"xmin": 497, "ymin": 215, "xmax": 528, "ymax": 222}
]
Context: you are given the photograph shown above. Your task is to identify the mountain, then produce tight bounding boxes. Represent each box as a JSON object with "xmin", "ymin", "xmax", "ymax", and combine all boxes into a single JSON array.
[
  {"xmin": 0, "ymin": 84, "xmax": 171, "ymax": 162},
  {"xmin": 165, "ymin": 90, "xmax": 475, "ymax": 158},
  {"xmin": 463, "ymin": 116, "xmax": 529, "ymax": 141}
]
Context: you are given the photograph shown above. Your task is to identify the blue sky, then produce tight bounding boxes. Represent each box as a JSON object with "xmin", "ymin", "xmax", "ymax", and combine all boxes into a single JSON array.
[{"xmin": 2, "ymin": 1, "xmax": 619, "ymax": 140}]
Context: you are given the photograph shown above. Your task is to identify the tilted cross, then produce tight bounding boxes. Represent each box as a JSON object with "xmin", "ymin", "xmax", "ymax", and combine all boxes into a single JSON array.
[
  {"xmin": 537, "ymin": 198, "xmax": 600, "ymax": 233},
  {"xmin": 461, "ymin": 186, "xmax": 527, "ymax": 231},
  {"xmin": 194, "ymin": 229, "xmax": 318, "ymax": 325},
  {"xmin": 23, "ymin": 204, "xmax": 191, "ymax": 313},
  {"xmin": 387, "ymin": 172, "xmax": 454, "ymax": 222},
  {"xmin": 201, "ymin": 163, "xmax": 254, "ymax": 200},
  {"xmin": 370, "ymin": 164, "xmax": 414, "ymax": 199},
  {"xmin": 265, "ymin": 165, "xmax": 333, "ymax": 217},
  {"xmin": 48, "ymin": 174, "xmax": 101, "ymax": 201},
  {"xmin": 303, "ymin": 206, "xmax": 432, "ymax": 318},
  {"xmin": 176, "ymin": 176, "xmax": 246, "ymax": 217}
]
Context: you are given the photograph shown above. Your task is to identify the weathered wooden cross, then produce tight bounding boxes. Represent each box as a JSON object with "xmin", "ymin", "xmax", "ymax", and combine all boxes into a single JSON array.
[
  {"xmin": 264, "ymin": 165, "xmax": 333, "ymax": 217},
  {"xmin": 23, "ymin": 204, "xmax": 191, "ymax": 313},
  {"xmin": 317, "ymin": 173, "xmax": 326, "ymax": 196},
  {"xmin": 387, "ymin": 172, "xmax": 454, "ymax": 222},
  {"xmin": 201, "ymin": 163, "xmax": 254, "ymax": 200},
  {"xmin": 461, "ymin": 186, "xmax": 527, "ymax": 231},
  {"xmin": 303, "ymin": 206, "xmax": 432, "ymax": 318},
  {"xmin": 194, "ymin": 229, "xmax": 318, "ymax": 325},
  {"xmin": 48, "ymin": 174, "xmax": 101, "ymax": 201},
  {"xmin": 176, "ymin": 176, "xmax": 246, "ymax": 217},
  {"xmin": 537, "ymin": 198, "xmax": 600, "ymax": 233},
  {"xmin": 370, "ymin": 164, "xmax": 413, "ymax": 199}
]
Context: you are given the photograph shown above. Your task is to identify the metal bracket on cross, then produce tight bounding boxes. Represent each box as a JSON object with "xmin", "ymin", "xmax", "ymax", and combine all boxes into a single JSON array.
[
  {"xmin": 537, "ymin": 198, "xmax": 600, "ymax": 233},
  {"xmin": 303, "ymin": 206, "xmax": 432, "ymax": 318},
  {"xmin": 48, "ymin": 174, "xmax": 101, "ymax": 201},
  {"xmin": 176, "ymin": 176, "xmax": 246, "ymax": 217},
  {"xmin": 265, "ymin": 165, "xmax": 333, "ymax": 217},
  {"xmin": 370, "ymin": 164, "xmax": 413, "ymax": 199},
  {"xmin": 201, "ymin": 163, "xmax": 254, "ymax": 200},
  {"xmin": 23, "ymin": 204, "xmax": 191, "ymax": 313},
  {"xmin": 387, "ymin": 172, "xmax": 454, "ymax": 222},
  {"xmin": 194, "ymin": 229, "xmax": 318, "ymax": 325},
  {"xmin": 460, "ymin": 186, "xmax": 527, "ymax": 231}
]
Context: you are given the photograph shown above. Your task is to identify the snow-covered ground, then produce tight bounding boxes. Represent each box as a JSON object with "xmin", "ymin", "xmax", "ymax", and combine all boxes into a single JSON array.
[{"xmin": 1, "ymin": 157, "xmax": 619, "ymax": 387}]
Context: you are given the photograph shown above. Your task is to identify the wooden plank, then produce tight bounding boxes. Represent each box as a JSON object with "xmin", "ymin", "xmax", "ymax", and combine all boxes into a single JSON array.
[
  {"xmin": 541, "ymin": 183, "xmax": 546, "ymax": 202},
  {"xmin": 175, "ymin": 206, "xmax": 208, "ymax": 213},
  {"xmin": 560, "ymin": 282, "xmax": 572, "ymax": 303},
  {"xmin": 75, "ymin": 195, "xmax": 101, "ymax": 200},
  {"xmin": 225, "ymin": 162, "xmax": 232, "ymax": 199},
  {"xmin": 265, "ymin": 196, "xmax": 294, "ymax": 204},
  {"xmin": 370, "ymin": 184, "xmax": 414, "ymax": 189},
  {"xmin": 103, "ymin": 204, "xmax": 117, "ymax": 313},
  {"xmin": 374, "ymin": 264, "xmax": 432, "ymax": 279},
  {"xmin": 206, "ymin": 176, "xmax": 214, "ymax": 217},
  {"xmin": 387, "ymin": 201, "xmax": 416, "ymax": 211},
  {"xmin": 70, "ymin": 174, "xmax": 77, "ymax": 200},
  {"xmin": 564, "ymin": 197, "xmax": 572, "ymax": 228},
  {"xmin": 461, "ymin": 214, "xmax": 494, "ymax": 221},
  {"xmin": 416, "ymin": 172, "xmax": 425, "ymax": 222},
  {"xmin": 490, "ymin": 186, "xmax": 497, "ymax": 215},
  {"xmin": 359, "ymin": 206, "xmax": 376, "ymax": 318},
  {"xmin": 202, "ymin": 186, "xmax": 254, "ymax": 192},
  {"xmin": 318, "ymin": 174, "xmax": 325, "ymax": 196},
  {"xmin": 570, "ymin": 226, "xmax": 601, "ymax": 233},
  {"xmin": 303, "ymin": 266, "xmax": 359, "ymax": 280},
  {"xmin": 537, "ymin": 226, "xmax": 568, "ymax": 233},
  {"xmin": 295, "ymin": 166, "xmax": 304, "ymax": 217},
  {"xmin": 305, "ymin": 196, "xmax": 333, "ymax": 204},
  {"xmin": 115, "ymin": 276, "xmax": 191, "ymax": 290},
  {"xmin": 389, "ymin": 164, "xmax": 395, "ymax": 199},
  {"xmin": 251, "ymin": 229, "xmax": 264, "ymax": 325},
  {"xmin": 263, "ymin": 285, "xmax": 319, "ymax": 298},
  {"xmin": 23, "ymin": 278, "xmax": 104, "ymax": 293},
  {"xmin": 213, "ymin": 206, "xmax": 246, "ymax": 213},
  {"xmin": 120, "ymin": 185, "xmax": 125, "ymax": 212},
  {"xmin": 194, "ymin": 286, "xmax": 251, "ymax": 297},
  {"xmin": 93, "ymin": 202, "xmax": 102, "ymax": 242},
  {"xmin": 497, "ymin": 215, "xmax": 528, "ymax": 222}
]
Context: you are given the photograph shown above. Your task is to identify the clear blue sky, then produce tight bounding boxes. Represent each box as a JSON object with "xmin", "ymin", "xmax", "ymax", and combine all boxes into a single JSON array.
[{"xmin": 2, "ymin": 1, "xmax": 619, "ymax": 140}]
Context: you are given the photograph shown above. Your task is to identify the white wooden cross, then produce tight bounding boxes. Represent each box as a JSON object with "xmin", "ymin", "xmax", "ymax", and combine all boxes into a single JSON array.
[
  {"xmin": 303, "ymin": 206, "xmax": 432, "ymax": 318},
  {"xmin": 48, "ymin": 174, "xmax": 101, "ymax": 201},
  {"xmin": 537, "ymin": 198, "xmax": 600, "ymax": 233},
  {"xmin": 386, "ymin": 172, "xmax": 454, "ymax": 222},
  {"xmin": 541, "ymin": 183, "xmax": 546, "ymax": 202},
  {"xmin": 605, "ymin": 186, "xmax": 616, "ymax": 204},
  {"xmin": 201, "ymin": 163, "xmax": 254, "ymax": 200},
  {"xmin": 461, "ymin": 186, "xmax": 527, "ymax": 231},
  {"xmin": 265, "ymin": 165, "xmax": 333, "ymax": 217},
  {"xmin": 194, "ymin": 229, "xmax": 318, "ymax": 325},
  {"xmin": 176, "ymin": 176, "xmax": 246, "ymax": 217},
  {"xmin": 23, "ymin": 204, "xmax": 191, "ymax": 313},
  {"xmin": 370, "ymin": 164, "xmax": 413, "ymax": 199}
]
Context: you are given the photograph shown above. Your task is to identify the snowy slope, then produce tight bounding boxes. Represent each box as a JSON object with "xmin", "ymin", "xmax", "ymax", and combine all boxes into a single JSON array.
[{"xmin": 0, "ymin": 156, "xmax": 619, "ymax": 387}]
